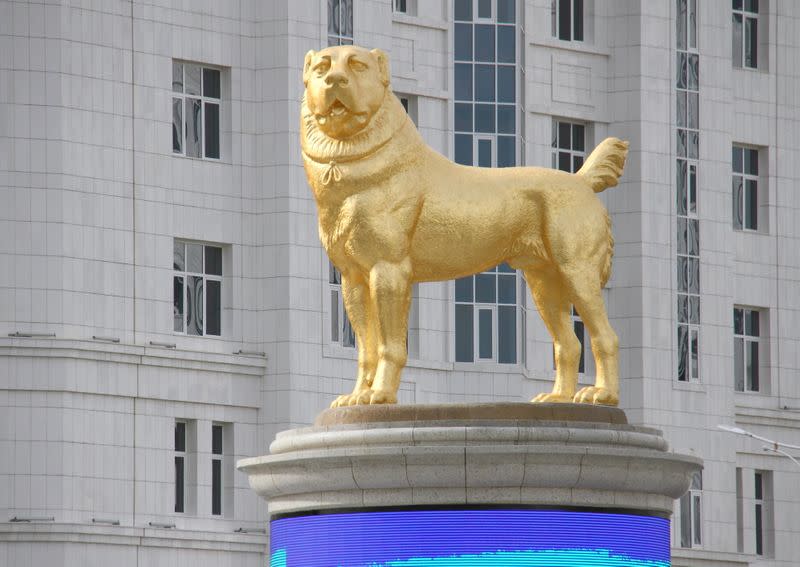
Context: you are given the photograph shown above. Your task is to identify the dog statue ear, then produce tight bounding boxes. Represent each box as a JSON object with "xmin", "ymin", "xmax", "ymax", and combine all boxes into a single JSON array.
[
  {"xmin": 303, "ymin": 50, "xmax": 316, "ymax": 86},
  {"xmin": 370, "ymin": 48, "xmax": 390, "ymax": 86}
]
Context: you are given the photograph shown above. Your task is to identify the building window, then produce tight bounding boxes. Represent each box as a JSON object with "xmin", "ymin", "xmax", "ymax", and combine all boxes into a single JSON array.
[
  {"xmin": 454, "ymin": 0, "xmax": 517, "ymax": 169},
  {"xmin": 174, "ymin": 241, "xmax": 222, "ymax": 336},
  {"xmin": 327, "ymin": 0, "xmax": 353, "ymax": 46},
  {"xmin": 732, "ymin": 0, "xmax": 758, "ymax": 69},
  {"xmin": 736, "ymin": 467, "xmax": 744, "ymax": 552},
  {"xmin": 211, "ymin": 424, "xmax": 223, "ymax": 516},
  {"xmin": 393, "ymin": 0, "xmax": 416, "ymax": 14},
  {"xmin": 679, "ymin": 470, "xmax": 702, "ymax": 548},
  {"xmin": 175, "ymin": 421, "xmax": 186, "ymax": 513},
  {"xmin": 397, "ymin": 94, "xmax": 419, "ymax": 126},
  {"xmin": 551, "ymin": 0, "xmax": 583, "ymax": 41},
  {"xmin": 329, "ymin": 262, "xmax": 356, "ymax": 348},
  {"xmin": 455, "ymin": 264, "xmax": 520, "ymax": 364},
  {"xmin": 552, "ymin": 120, "xmax": 585, "ymax": 173},
  {"xmin": 754, "ymin": 470, "xmax": 773, "ymax": 556},
  {"xmin": 734, "ymin": 307, "xmax": 761, "ymax": 392},
  {"xmin": 677, "ymin": 0, "xmax": 697, "ymax": 51},
  {"xmin": 732, "ymin": 145, "xmax": 759, "ymax": 231},
  {"xmin": 676, "ymin": 0, "xmax": 700, "ymax": 383},
  {"xmin": 172, "ymin": 61, "xmax": 220, "ymax": 159}
]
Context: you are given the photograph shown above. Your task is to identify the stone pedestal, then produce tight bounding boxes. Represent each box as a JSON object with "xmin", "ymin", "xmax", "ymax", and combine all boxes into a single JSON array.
[{"xmin": 238, "ymin": 403, "xmax": 702, "ymax": 566}]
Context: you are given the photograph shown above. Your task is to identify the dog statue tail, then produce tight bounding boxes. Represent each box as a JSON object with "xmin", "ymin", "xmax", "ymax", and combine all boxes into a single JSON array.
[{"xmin": 576, "ymin": 137, "xmax": 629, "ymax": 193}]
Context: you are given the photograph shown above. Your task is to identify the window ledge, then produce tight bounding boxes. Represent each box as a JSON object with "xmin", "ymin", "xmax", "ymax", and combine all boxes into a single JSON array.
[
  {"xmin": 673, "ymin": 380, "xmax": 706, "ymax": 393},
  {"xmin": 530, "ymin": 37, "xmax": 610, "ymax": 57},
  {"xmin": 391, "ymin": 12, "xmax": 449, "ymax": 31},
  {"xmin": 172, "ymin": 153, "xmax": 230, "ymax": 165}
]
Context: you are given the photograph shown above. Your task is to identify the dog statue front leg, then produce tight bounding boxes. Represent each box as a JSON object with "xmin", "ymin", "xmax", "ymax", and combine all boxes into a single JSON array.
[
  {"xmin": 331, "ymin": 273, "xmax": 378, "ymax": 408},
  {"xmin": 368, "ymin": 259, "xmax": 413, "ymax": 404}
]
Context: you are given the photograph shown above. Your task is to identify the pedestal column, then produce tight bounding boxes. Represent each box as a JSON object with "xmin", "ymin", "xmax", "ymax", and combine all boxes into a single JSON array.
[{"xmin": 238, "ymin": 403, "xmax": 702, "ymax": 566}]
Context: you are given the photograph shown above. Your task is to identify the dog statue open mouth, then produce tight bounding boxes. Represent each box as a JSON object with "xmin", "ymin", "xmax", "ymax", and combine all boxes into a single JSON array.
[{"xmin": 301, "ymin": 45, "xmax": 629, "ymax": 408}]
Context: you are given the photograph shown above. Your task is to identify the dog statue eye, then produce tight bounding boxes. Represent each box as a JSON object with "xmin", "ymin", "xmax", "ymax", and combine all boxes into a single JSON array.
[
  {"xmin": 314, "ymin": 61, "xmax": 330, "ymax": 75},
  {"xmin": 349, "ymin": 60, "xmax": 367, "ymax": 72}
]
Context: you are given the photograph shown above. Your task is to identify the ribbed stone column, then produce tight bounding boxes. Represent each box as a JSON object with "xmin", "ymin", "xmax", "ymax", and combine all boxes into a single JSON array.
[{"xmin": 238, "ymin": 403, "xmax": 702, "ymax": 565}]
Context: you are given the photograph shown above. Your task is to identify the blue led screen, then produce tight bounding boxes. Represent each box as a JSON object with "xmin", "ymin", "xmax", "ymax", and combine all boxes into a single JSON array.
[{"xmin": 271, "ymin": 509, "xmax": 670, "ymax": 566}]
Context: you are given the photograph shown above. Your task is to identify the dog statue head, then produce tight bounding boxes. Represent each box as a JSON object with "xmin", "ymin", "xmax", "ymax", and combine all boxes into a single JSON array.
[{"xmin": 303, "ymin": 45, "xmax": 390, "ymax": 140}]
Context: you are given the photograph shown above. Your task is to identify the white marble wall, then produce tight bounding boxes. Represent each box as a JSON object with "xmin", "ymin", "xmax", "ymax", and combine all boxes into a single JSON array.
[{"xmin": 1, "ymin": 0, "xmax": 799, "ymax": 565}]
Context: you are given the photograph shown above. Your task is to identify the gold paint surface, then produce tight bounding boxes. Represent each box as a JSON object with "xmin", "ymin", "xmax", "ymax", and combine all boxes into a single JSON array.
[{"xmin": 301, "ymin": 45, "xmax": 629, "ymax": 408}]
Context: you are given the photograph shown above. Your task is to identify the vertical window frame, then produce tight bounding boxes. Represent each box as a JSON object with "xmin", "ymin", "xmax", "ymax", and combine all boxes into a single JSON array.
[
  {"xmin": 679, "ymin": 470, "xmax": 703, "ymax": 548},
  {"xmin": 211, "ymin": 423, "xmax": 223, "ymax": 517},
  {"xmin": 327, "ymin": 0, "xmax": 354, "ymax": 47},
  {"xmin": 732, "ymin": 1, "xmax": 759, "ymax": 69},
  {"xmin": 172, "ymin": 61, "xmax": 221, "ymax": 161},
  {"xmin": 733, "ymin": 306, "xmax": 761, "ymax": 392},
  {"xmin": 173, "ymin": 241, "xmax": 223, "ymax": 337},
  {"xmin": 732, "ymin": 145, "xmax": 760, "ymax": 231}
]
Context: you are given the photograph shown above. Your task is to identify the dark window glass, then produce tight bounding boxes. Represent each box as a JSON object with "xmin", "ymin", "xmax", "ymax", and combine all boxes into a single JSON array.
[
  {"xmin": 572, "ymin": 155, "xmax": 583, "ymax": 172},
  {"xmin": 690, "ymin": 296, "xmax": 700, "ymax": 324},
  {"xmin": 689, "ymin": 164, "xmax": 697, "ymax": 213},
  {"xmin": 187, "ymin": 276, "xmax": 203, "ymax": 335},
  {"xmin": 478, "ymin": 308, "xmax": 493, "ymax": 359},
  {"xmin": 558, "ymin": 151, "xmax": 571, "ymax": 172},
  {"xmin": 497, "ymin": 136, "xmax": 515, "ymax": 168},
  {"xmin": 497, "ymin": 66, "xmax": 515, "ymax": 102},
  {"xmin": 206, "ymin": 280, "xmax": 221, "ymax": 336},
  {"xmin": 572, "ymin": 124, "xmax": 584, "ymax": 151},
  {"xmin": 205, "ymin": 246, "xmax": 222, "ymax": 275},
  {"xmin": 497, "ymin": 0, "xmax": 515, "ymax": 23},
  {"xmin": 746, "ymin": 309, "xmax": 759, "ymax": 335},
  {"xmin": 574, "ymin": 319, "xmax": 585, "ymax": 373},
  {"xmin": 455, "ymin": 277, "xmax": 473, "ymax": 302},
  {"xmin": 687, "ymin": 92, "xmax": 698, "ymax": 130},
  {"xmin": 455, "ymin": 304, "xmax": 474, "ymax": 362},
  {"xmin": 677, "ymin": 53, "xmax": 687, "ymax": 89},
  {"xmin": 688, "ymin": 131, "xmax": 699, "ymax": 159},
  {"xmin": 677, "ymin": 217, "xmax": 687, "ymax": 255},
  {"xmin": 173, "ymin": 61, "xmax": 183, "ymax": 93},
  {"xmin": 497, "ymin": 105, "xmax": 515, "ymax": 134},
  {"xmin": 203, "ymin": 68, "xmax": 220, "ymax": 99},
  {"xmin": 474, "ymin": 25, "xmax": 495, "ymax": 62},
  {"xmin": 733, "ymin": 176, "xmax": 743, "ymax": 229},
  {"xmin": 474, "ymin": 104, "xmax": 495, "ymax": 133},
  {"xmin": 498, "ymin": 274, "xmax": 516, "ymax": 304},
  {"xmin": 688, "ymin": 54, "xmax": 699, "ymax": 90},
  {"xmin": 573, "ymin": 0, "xmax": 584, "ymax": 41},
  {"xmin": 745, "ymin": 148, "xmax": 758, "ymax": 174},
  {"xmin": 454, "ymin": 0, "xmax": 472, "ymax": 21},
  {"xmin": 173, "ymin": 276, "xmax": 184, "ymax": 332},
  {"xmin": 677, "ymin": 129, "xmax": 687, "ymax": 157},
  {"xmin": 175, "ymin": 422, "xmax": 186, "ymax": 451},
  {"xmin": 678, "ymin": 294, "xmax": 688, "ymax": 323},
  {"xmin": 688, "ymin": 218, "xmax": 699, "ymax": 256},
  {"xmin": 475, "ymin": 273, "xmax": 496, "ymax": 303},
  {"xmin": 558, "ymin": 0, "xmax": 572, "ymax": 40},
  {"xmin": 734, "ymin": 308, "xmax": 744, "ymax": 335},
  {"xmin": 455, "ymin": 103, "xmax": 473, "ymax": 132},
  {"xmin": 204, "ymin": 103, "xmax": 219, "ymax": 159},
  {"xmin": 688, "ymin": 257, "xmax": 699, "ymax": 293},
  {"xmin": 745, "ymin": 17, "xmax": 757, "ymax": 68},
  {"xmin": 498, "ymin": 305, "xmax": 516, "ymax": 363},
  {"xmin": 175, "ymin": 456, "xmax": 184, "ymax": 513},
  {"xmin": 734, "ymin": 336, "xmax": 744, "ymax": 391},
  {"xmin": 678, "ymin": 325, "xmax": 688, "ymax": 382},
  {"xmin": 677, "ymin": 0, "xmax": 687, "ymax": 50},
  {"xmin": 172, "ymin": 98, "xmax": 182, "ymax": 153},
  {"xmin": 212, "ymin": 459, "xmax": 221, "ymax": 515},
  {"xmin": 677, "ymin": 92, "xmax": 687, "ymax": 127},
  {"xmin": 733, "ymin": 0, "xmax": 742, "ymax": 10},
  {"xmin": 745, "ymin": 179, "xmax": 757, "ymax": 230},
  {"xmin": 497, "ymin": 26, "xmax": 515, "ymax": 63},
  {"xmin": 679, "ymin": 492, "xmax": 691, "ymax": 546},
  {"xmin": 748, "ymin": 340, "xmax": 759, "ymax": 391},
  {"xmin": 186, "ymin": 98, "xmax": 202, "ymax": 158},
  {"xmin": 558, "ymin": 122, "xmax": 571, "ymax": 149},
  {"xmin": 455, "ymin": 63, "xmax": 473, "ymax": 101},
  {"xmin": 474, "ymin": 65, "xmax": 495, "ymax": 102},
  {"xmin": 478, "ymin": 139, "xmax": 492, "ymax": 167},
  {"xmin": 455, "ymin": 134, "xmax": 473, "ymax": 165},
  {"xmin": 212, "ymin": 425, "xmax": 223, "ymax": 454},
  {"xmin": 732, "ymin": 146, "xmax": 743, "ymax": 173},
  {"xmin": 455, "ymin": 23, "xmax": 473, "ymax": 61}
]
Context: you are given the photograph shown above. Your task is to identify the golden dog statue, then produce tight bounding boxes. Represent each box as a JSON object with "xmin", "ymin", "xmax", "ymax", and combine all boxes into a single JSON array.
[{"xmin": 301, "ymin": 45, "xmax": 628, "ymax": 408}]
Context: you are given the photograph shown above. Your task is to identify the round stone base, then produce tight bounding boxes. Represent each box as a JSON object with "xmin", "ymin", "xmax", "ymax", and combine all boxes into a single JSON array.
[{"xmin": 238, "ymin": 403, "xmax": 702, "ymax": 518}]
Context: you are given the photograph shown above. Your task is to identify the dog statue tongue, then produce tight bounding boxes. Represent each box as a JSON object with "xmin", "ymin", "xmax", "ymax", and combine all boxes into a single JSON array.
[{"xmin": 301, "ymin": 45, "xmax": 629, "ymax": 409}]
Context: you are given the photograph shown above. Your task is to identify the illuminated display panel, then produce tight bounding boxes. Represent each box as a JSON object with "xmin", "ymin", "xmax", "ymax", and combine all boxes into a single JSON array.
[{"xmin": 271, "ymin": 509, "xmax": 670, "ymax": 566}]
